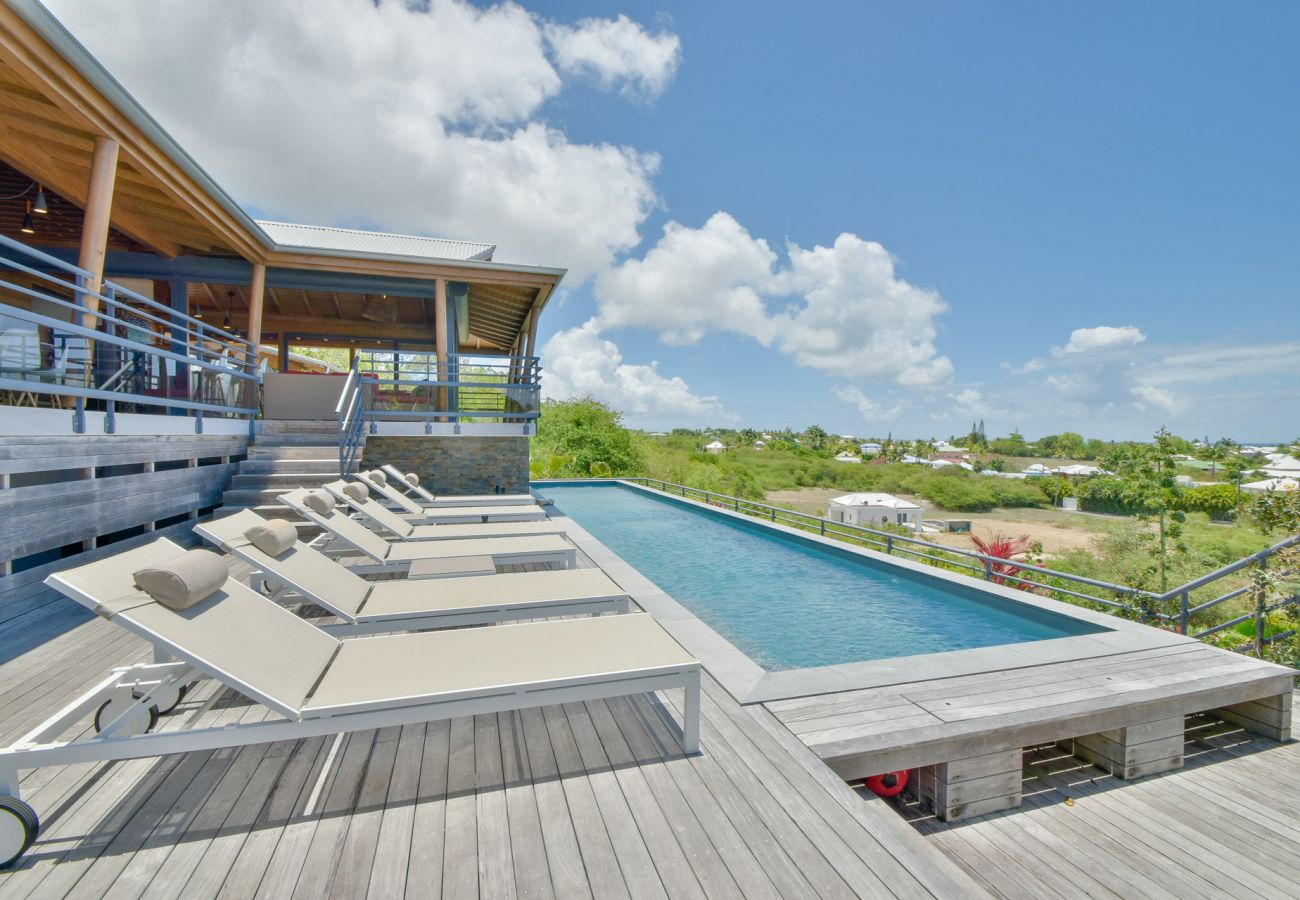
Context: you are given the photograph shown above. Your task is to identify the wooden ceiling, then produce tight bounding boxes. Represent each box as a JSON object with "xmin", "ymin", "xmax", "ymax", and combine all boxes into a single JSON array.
[
  {"xmin": 0, "ymin": 56, "xmax": 246, "ymax": 258},
  {"xmin": 190, "ymin": 281, "xmax": 536, "ymax": 352}
]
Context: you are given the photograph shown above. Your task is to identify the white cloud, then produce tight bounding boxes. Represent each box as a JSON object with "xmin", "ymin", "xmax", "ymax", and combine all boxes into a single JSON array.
[
  {"xmin": 596, "ymin": 217, "xmax": 952, "ymax": 386},
  {"xmin": 1138, "ymin": 342, "xmax": 1300, "ymax": 386},
  {"xmin": 1057, "ymin": 325, "xmax": 1147, "ymax": 355},
  {"xmin": 540, "ymin": 318, "xmax": 722, "ymax": 424},
  {"xmin": 545, "ymin": 15, "xmax": 681, "ymax": 97},
  {"xmin": 833, "ymin": 385, "xmax": 900, "ymax": 420},
  {"xmin": 44, "ymin": 0, "xmax": 674, "ymax": 281},
  {"xmin": 1130, "ymin": 384, "xmax": 1182, "ymax": 413},
  {"xmin": 774, "ymin": 235, "xmax": 952, "ymax": 386}
]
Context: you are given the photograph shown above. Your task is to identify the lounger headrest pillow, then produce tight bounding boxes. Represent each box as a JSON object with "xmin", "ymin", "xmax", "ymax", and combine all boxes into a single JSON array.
[
  {"xmin": 302, "ymin": 490, "xmax": 335, "ymax": 516},
  {"xmin": 243, "ymin": 518, "xmax": 297, "ymax": 557},
  {"xmin": 404, "ymin": 472, "xmax": 420, "ymax": 487},
  {"xmin": 342, "ymin": 482, "xmax": 368, "ymax": 502},
  {"xmin": 134, "ymin": 549, "xmax": 227, "ymax": 610},
  {"xmin": 367, "ymin": 469, "xmax": 387, "ymax": 485}
]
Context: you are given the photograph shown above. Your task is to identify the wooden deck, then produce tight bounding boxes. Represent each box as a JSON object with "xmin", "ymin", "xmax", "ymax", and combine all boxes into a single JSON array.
[
  {"xmin": 0, "ymin": 559, "xmax": 982, "ymax": 898},
  {"xmin": 900, "ymin": 710, "xmax": 1300, "ymax": 900},
  {"xmin": 766, "ymin": 642, "xmax": 1294, "ymax": 780}
]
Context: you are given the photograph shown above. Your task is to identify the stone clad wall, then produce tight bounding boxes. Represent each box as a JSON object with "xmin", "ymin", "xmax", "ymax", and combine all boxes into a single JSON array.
[{"xmin": 362, "ymin": 436, "xmax": 529, "ymax": 495}]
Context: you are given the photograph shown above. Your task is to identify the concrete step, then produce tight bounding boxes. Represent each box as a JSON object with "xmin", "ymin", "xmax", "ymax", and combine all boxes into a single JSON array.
[
  {"xmin": 250, "ymin": 435, "xmax": 339, "ymax": 448},
  {"xmin": 259, "ymin": 419, "xmax": 341, "ymax": 434},
  {"xmin": 238, "ymin": 459, "xmax": 341, "ymax": 475},
  {"xmin": 230, "ymin": 473, "xmax": 336, "ymax": 491},
  {"xmin": 248, "ymin": 446, "xmax": 345, "ymax": 460}
]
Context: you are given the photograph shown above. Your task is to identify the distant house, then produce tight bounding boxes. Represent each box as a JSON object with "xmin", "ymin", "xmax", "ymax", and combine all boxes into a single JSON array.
[
  {"xmin": 1174, "ymin": 474, "xmax": 1198, "ymax": 487},
  {"xmin": 934, "ymin": 441, "xmax": 968, "ymax": 454},
  {"xmin": 1053, "ymin": 464, "xmax": 1104, "ymax": 477},
  {"xmin": 929, "ymin": 458, "xmax": 973, "ymax": 471},
  {"xmin": 1242, "ymin": 477, "xmax": 1299, "ymax": 495},
  {"xmin": 828, "ymin": 493, "xmax": 922, "ymax": 528},
  {"xmin": 1262, "ymin": 456, "xmax": 1300, "ymax": 478},
  {"xmin": 860, "ymin": 442, "xmax": 882, "ymax": 455},
  {"xmin": 834, "ymin": 451, "xmax": 861, "ymax": 464},
  {"xmin": 753, "ymin": 439, "xmax": 766, "ymax": 449},
  {"xmin": 704, "ymin": 440, "xmax": 726, "ymax": 454},
  {"xmin": 1022, "ymin": 463, "xmax": 1052, "ymax": 476}
]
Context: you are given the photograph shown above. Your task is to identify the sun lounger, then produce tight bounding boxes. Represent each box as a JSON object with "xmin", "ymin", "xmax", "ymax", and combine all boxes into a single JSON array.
[
  {"xmin": 378, "ymin": 464, "xmax": 535, "ymax": 507},
  {"xmin": 196, "ymin": 511, "xmax": 631, "ymax": 633},
  {"xmin": 357, "ymin": 469, "xmax": 541, "ymax": 520},
  {"xmin": 0, "ymin": 541, "xmax": 699, "ymax": 864},
  {"xmin": 280, "ymin": 488, "xmax": 576, "ymax": 570},
  {"xmin": 321, "ymin": 480, "xmax": 561, "ymax": 538}
]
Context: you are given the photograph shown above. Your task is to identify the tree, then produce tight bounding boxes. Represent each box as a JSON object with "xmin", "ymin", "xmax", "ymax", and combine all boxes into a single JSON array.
[
  {"xmin": 1040, "ymin": 475, "xmax": 1074, "ymax": 507},
  {"xmin": 1104, "ymin": 428, "xmax": 1187, "ymax": 592},
  {"xmin": 1197, "ymin": 438, "xmax": 1232, "ymax": 479},
  {"xmin": 531, "ymin": 398, "xmax": 643, "ymax": 476},
  {"xmin": 1223, "ymin": 455, "xmax": 1252, "ymax": 519},
  {"xmin": 803, "ymin": 425, "xmax": 829, "ymax": 451}
]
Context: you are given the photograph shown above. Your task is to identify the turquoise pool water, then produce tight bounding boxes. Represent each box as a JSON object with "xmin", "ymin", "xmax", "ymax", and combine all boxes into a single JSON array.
[{"xmin": 536, "ymin": 482, "xmax": 1106, "ymax": 671}]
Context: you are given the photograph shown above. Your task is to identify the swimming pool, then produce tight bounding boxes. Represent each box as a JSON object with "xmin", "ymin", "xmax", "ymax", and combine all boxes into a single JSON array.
[{"xmin": 536, "ymin": 481, "xmax": 1107, "ymax": 672}]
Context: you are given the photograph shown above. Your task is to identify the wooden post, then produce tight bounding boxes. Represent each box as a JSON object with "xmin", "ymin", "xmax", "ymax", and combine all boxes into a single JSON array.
[
  {"xmin": 434, "ymin": 278, "xmax": 449, "ymax": 421},
  {"xmin": 246, "ymin": 262, "xmax": 267, "ymax": 352},
  {"xmin": 76, "ymin": 137, "xmax": 120, "ymax": 329}
]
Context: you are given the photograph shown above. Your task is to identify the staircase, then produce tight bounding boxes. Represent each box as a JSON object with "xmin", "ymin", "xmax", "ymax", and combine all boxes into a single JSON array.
[{"xmin": 219, "ymin": 420, "xmax": 355, "ymax": 524}]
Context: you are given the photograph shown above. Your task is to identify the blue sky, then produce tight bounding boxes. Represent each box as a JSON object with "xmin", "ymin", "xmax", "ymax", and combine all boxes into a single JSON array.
[{"xmin": 50, "ymin": 1, "xmax": 1300, "ymax": 439}]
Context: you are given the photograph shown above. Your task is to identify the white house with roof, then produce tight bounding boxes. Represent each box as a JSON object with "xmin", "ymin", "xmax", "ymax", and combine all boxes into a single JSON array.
[
  {"xmin": 1242, "ymin": 477, "xmax": 1299, "ymax": 495},
  {"xmin": 834, "ymin": 451, "xmax": 861, "ymax": 463},
  {"xmin": 704, "ymin": 440, "xmax": 726, "ymax": 454},
  {"xmin": 828, "ymin": 493, "xmax": 923, "ymax": 528},
  {"xmin": 1053, "ymin": 464, "xmax": 1104, "ymax": 477},
  {"xmin": 860, "ymin": 442, "xmax": 882, "ymax": 455},
  {"xmin": 1262, "ymin": 456, "xmax": 1300, "ymax": 478}
]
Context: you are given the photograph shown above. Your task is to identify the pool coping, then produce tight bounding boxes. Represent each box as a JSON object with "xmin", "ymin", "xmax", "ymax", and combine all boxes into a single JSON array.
[{"xmin": 537, "ymin": 479, "xmax": 1200, "ymax": 704}]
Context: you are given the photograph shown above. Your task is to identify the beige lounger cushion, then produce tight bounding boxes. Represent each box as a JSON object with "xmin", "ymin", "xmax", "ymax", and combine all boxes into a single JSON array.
[
  {"xmin": 342, "ymin": 482, "xmax": 369, "ymax": 502},
  {"xmin": 244, "ymin": 518, "xmax": 298, "ymax": 556},
  {"xmin": 404, "ymin": 472, "xmax": 420, "ymax": 486},
  {"xmin": 306, "ymin": 614, "xmax": 695, "ymax": 715},
  {"xmin": 302, "ymin": 489, "xmax": 335, "ymax": 515},
  {"xmin": 133, "ymin": 549, "xmax": 228, "ymax": 610},
  {"xmin": 367, "ymin": 469, "xmax": 387, "ymax": 485}
]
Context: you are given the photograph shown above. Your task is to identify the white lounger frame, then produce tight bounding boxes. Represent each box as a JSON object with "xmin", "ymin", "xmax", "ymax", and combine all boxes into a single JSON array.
[
  {"xmin": 0, "ymin": 595, "xmax": 699, "ymax": 804},
  {"xmin": 279, "ymin": 490, "xmax": 577, "ymax": 571},
  {"xmin": 378, "ymin": 464, "xmax": 536, "ymax": 507},
  {"xmin": 194, "ymin": 518, "xmax": 631, "ymax": 636}
]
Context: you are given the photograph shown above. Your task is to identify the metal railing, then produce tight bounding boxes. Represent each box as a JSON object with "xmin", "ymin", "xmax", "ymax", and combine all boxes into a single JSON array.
[
  {"xmin": 335, "ymin": 360, "xmax": 370, "ymax": 476},
  {"xmin": 354, "ymin": 350, "xmax": 540, "ymax": 428},
  {"xmin": 627, "ymin": 478, "xmax": 1300, "ymax": 652},
  {"xmin": 0, "ymin": 235, "xmax": 262, "ymax": 433}
]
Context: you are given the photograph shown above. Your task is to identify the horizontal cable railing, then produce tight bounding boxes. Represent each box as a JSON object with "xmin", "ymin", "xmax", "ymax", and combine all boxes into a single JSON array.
[
  {"xmin": 355, "ymin": 350, "xmax": 540, "ymax": 426},
  {"xmin": 0, "ymin": 235, "xmax": 261, "ymax": 432},
  {"xmin": 626, "ymin": 477, "xmax": 1300, "ymax": 653}
]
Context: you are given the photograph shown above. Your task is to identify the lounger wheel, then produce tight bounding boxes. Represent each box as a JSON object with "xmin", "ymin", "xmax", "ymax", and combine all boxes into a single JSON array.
[
  {"xmin": 152, "ymin": 682, "xmax": 190, "ymax": 715},
  {"xmin": 93, "ymin": 695, "xmax": 159, "ymax": 736},
  {"xmin": 0, "ymin": 797, "xmax": 39, "ymax": 868}
]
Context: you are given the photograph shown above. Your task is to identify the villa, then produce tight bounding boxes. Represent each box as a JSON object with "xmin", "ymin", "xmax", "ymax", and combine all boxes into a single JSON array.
[
  {"xmin": 0, "ymin": 2, "xmax": 1296, "ymax": 897},
  {"xmin": 833, "ymin": 450, "xmax": 861, "ymax": 463},
  {"xmin": 827, "ymin": 492, "xmax": 922, "ymax": 527}
]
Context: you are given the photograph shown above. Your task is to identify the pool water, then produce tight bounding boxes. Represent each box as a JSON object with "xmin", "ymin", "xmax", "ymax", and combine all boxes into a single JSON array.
[{"xmin": 537, "ymin": 482, "xmax": 1106, "ymax": 671}]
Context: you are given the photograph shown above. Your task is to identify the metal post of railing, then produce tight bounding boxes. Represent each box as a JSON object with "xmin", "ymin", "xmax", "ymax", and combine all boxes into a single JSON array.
[
  {"xmin": 820, "ymin": 520, "xmax": 825, "ymax": 536},
  {"xmin": 983, "ymin": 559, "xmax": 994, "ymax": 581},
  {"xmin": 193, "ymin": 322, "xmax": 205, "ymax": 434},
  {"xmin": 886, "ymin": 535, "xmax": 894, "ymax": 555},
  {"xmin": 1254, "ymin": 557, "xmax": 1268, "ymax": 657},
  {"xmin": 1178, "ymin": 590, "xmax": 1190, "ymax": 634}
]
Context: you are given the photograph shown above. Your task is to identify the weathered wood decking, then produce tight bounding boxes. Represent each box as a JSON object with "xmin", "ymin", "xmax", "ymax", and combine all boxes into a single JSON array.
[
  {"xmin": 0, "ymin": 560, "xmax": 982, "ymax": 898},
  {"xmin": 766, "ymin": 642, "xmax": 1294, "ymax": 782},
  {"xmin": 903, "ymin": 711, "xmax": 1300, "ymax": 900}
]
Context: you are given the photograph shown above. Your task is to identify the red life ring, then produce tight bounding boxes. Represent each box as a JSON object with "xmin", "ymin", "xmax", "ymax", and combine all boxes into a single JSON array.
[{"xmin": 864, "ymin": 770, "xmax": 909, "ymax": 797}]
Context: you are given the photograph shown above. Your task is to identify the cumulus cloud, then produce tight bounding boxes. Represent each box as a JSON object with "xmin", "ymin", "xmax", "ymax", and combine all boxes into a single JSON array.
[
  {"xmin": 545, "ymin": 14, "xmax": 681, "ymax": 97},
  {"xmin": 1130, "ymin": 384, "xmax": 1182, "ymax": 413},
  {"xmin": 833, "ymin": 385, "xmax": 900, "ymax": 421},
  {"xmin": 541, "ymin": 318, "xmax": 723, "ymax": 424},
  {"xmin": 596, "ymin": 216, "xmax": 953, "ymax": 387},
  {"xmin": 44, "ymin": 0, "xmax": 674, "ymax": 280},
  {"xmin": 594, "ymin": 212, "xmax": 779, "ymax": 345},
  {"xmin": 1057, "ymin": 325, "xmax": 1147, "ymax": 355}
]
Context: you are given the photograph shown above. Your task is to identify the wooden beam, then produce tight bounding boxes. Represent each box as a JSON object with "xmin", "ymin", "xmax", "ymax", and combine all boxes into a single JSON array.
[
  {"xmin": 329, "ymin": 291, "xmax": 343, "ymax": 318},
  {"xmin": 299, "ymin": 289, "xmax": 314, "ymax": 317},
  {"xmin": 247, "ymin": 262, "xmax": 266, "ymax": 349},
  {"xmin": 265, "ymin": 286, "xmax": 284, "ymax": 315},
  {"xmin": 76, "ymin": 136, "xmax": 118, "ymax": 327}
]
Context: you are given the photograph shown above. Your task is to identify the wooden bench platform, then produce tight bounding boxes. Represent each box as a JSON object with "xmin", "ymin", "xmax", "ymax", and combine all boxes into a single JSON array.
[{"xmin": 767, "ymin": 642, "xmax": 1295, "ymax": 820}]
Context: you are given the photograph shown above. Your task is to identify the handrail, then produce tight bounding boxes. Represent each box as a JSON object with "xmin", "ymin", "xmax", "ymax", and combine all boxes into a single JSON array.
[
  {"xmin": 625, "ymin": 477, "xmax": 1300, "ymax": 648},
  {"xmin": 336, "ymin": 359, "xmax": 369, "ymax": 476},
  {"xmin": 0, "ymin": 234, "xmax": 262, "ymax": 433},
  {"xmin": 355, "ymin": 350, "xmax": 541, "ymax": 425}
]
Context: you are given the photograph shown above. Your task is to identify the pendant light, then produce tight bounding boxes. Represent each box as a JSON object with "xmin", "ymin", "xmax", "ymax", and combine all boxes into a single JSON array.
[{"xmin": 20, "ymin": 200, "xmax": 35, "ymax": 234}]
